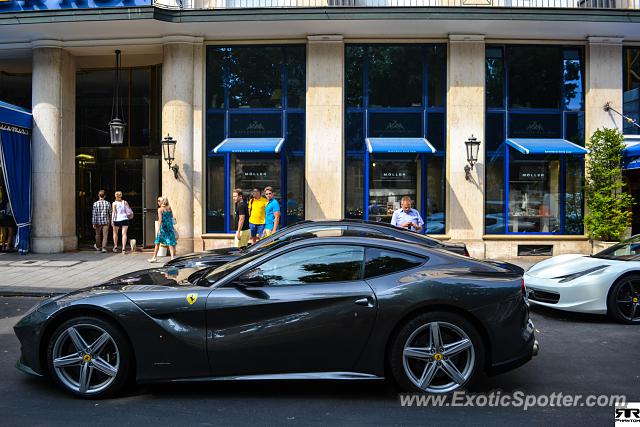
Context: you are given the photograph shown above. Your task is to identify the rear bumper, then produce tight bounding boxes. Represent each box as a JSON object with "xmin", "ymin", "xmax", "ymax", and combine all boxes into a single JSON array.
[{"xmin": 488, "ymin": 319, "xmax": 537, "ymax": 376}]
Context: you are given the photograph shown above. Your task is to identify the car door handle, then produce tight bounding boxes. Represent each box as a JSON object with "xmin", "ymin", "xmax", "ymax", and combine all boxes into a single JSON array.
[{"xmin": 354, "ymin": 297, "xmax": 374, "ymax": 307}]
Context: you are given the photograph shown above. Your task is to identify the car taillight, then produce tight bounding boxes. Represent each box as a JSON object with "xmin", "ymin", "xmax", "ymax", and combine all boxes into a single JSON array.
[
  {"xmin": 521, "ymin": 278, "xmax": 527, "ymax": 298},
  {"xmin": 463, "ymin": 247, "xmax": 470, "ymax": 257}
]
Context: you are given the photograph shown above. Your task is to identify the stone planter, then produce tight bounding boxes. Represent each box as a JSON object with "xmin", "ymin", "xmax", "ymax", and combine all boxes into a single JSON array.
[{"xmin": 591, "ymin": 240, "xmax": 618, "ymax": 255}]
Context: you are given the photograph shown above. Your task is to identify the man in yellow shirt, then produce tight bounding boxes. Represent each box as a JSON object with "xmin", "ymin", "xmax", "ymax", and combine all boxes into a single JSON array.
[{"xmin": 248, "ymin": 188, "xmax": 268, "ymax": 244}]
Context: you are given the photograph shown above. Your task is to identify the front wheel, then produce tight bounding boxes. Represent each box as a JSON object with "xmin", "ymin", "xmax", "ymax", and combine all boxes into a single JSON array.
[
  {"xmin": 389, "ymin": 311, "xmax": 484, "ymax": 393},
  {"xmin": 46, "ymin": 316, "xmax": 131, "ymax": 398},
  {"xmin": 607, "ymin": 275, "xmax": 640, "ymax": 324}
]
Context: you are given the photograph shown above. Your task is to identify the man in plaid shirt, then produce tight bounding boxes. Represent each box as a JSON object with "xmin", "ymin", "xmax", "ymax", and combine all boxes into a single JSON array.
[{"xmin": 92, "ymin": 190, "xmax": 111, "ymax": 253}]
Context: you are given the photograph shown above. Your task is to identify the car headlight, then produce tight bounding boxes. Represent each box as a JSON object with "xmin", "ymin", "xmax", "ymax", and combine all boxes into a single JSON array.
[{"xmin": 553, "ymin": 265, "xmax": 609, "ymax": 283}]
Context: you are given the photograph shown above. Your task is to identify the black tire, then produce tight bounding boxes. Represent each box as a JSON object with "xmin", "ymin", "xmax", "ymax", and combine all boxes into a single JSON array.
[
  {"xmin": 607, "ymin": 275, "xmax": 640, "ymax": 325},
  {"xmin": 389, "ymin": 311, "xmax": 485, "ymax": 393},
  {"xmin": 46, "ymin": 316, "xmax": 132, "ymax": 398}
]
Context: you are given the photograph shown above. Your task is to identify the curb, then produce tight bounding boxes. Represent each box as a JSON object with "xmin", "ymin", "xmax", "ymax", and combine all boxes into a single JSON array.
[{"xmin": 0, "ymin": 287, "xmax": 72, "ymax": 297}]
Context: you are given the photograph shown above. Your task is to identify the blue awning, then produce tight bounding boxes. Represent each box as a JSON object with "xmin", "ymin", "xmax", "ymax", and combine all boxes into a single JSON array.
[
  {"xmin": 0, "ymin": 101, "xmax": 32, "ymax": 130},
  {"xmin": 366, "ymin": 138, "xmax": 436, "ymax": 154},
  {"xmin": 624, "ymin": 143, "xmax": 640, "ymax": 158},
  {"xmin": 506, "ymin": 138, "xmax": 589, "ymax": 155},
  {"xmin": 624, "ymin": 156, "xmax": 640, "ymax": 170},
  {"xmin": 212, "ymin": 138, "xmax": 285, "ymax": 154}
]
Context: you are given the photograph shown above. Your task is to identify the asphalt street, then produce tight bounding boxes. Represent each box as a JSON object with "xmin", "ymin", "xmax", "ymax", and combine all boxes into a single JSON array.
[{"xmin": 1, "ymin": 297, "xmax": 638, "ymax": 427}]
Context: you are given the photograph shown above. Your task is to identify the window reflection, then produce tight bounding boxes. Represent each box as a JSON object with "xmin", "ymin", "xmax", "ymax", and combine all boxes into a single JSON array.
[
  {"xmin": 368, "ymin": 46, "xmax": 422, "ymax": 108},
  {"xmin": 369, "ymin": 156, "xmax": 419, "ymax": 224},
  {"xmin": 508, "ymin": 151, "xmax": 560, "ymax": 233},
  {"xmin": 364, "ymin": 248, "xmax": 424, "ymax": 279},
  {"xmin": 624, "ymin": 48, "xmax": 640, "ymax": 135},
  {"xmin": 227, "ymin": 47, "xmax": 283, "ymax": 109}
]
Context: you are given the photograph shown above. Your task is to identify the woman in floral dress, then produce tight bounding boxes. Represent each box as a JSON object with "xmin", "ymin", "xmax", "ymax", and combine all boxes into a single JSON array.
[{"xmin": 148, "ymin": 196, "xmax": 177, "ymax": 262}]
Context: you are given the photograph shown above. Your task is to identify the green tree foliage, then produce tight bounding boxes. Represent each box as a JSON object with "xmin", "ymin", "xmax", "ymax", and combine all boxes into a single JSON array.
[{"xmin": 585, "ymin": 128, "xmax": 634, "ymax": 241}]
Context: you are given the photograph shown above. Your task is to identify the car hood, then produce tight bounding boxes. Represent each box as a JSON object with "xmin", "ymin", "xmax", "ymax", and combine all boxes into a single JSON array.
[{"xmin": 525, "ymin": 254, "xmax": 617, "ymax": 279}]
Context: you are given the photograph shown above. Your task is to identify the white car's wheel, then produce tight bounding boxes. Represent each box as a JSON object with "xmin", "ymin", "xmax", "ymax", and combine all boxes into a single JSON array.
[{"xmin": 607, "ymin": 275, "xmax": 640, "ymax": 324}]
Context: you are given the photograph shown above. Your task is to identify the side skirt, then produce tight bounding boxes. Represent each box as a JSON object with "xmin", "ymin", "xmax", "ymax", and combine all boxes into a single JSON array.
[{"xmin": 142, "ymin": 372, "xmax": 385, "ymax": 384}]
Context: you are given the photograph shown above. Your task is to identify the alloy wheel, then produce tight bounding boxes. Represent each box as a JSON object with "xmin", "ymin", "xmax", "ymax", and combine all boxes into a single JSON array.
[
  {"xmin": 402, "ymin": 321, "xmax": 475, "ymax": 393},
  {"xmin": 615, "ymin": 278, "xmax": 640, "ymax": 322},
  {"xmin": 51, "ymin": 323, "xmax": 120, "ymax": 395}
]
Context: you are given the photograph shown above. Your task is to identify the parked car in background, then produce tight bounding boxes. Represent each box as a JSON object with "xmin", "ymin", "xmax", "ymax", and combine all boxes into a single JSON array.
[
  {"xmin": 524, "ymin": 235, "xmax": 640, "ymax": 324},
  {"xmin": 14, "ymin": 235, "xmax": 537, "ymax": 397}
]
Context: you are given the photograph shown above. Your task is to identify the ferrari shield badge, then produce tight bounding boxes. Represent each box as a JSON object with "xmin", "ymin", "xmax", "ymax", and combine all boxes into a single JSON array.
[{"xmin": 186, "ymin": 293, "xmax": 198, "ymax": 305}]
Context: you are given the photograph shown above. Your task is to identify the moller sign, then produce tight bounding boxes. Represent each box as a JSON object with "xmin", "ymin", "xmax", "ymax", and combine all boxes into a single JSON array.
[{"xmin": 0, "ymin": 0, "xmax": 150, "ymax": 12}]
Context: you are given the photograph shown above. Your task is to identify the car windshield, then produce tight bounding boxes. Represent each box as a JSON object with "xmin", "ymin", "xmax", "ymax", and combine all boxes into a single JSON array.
[{"xmin": 593, "ymin": 235, "xmax": 640, "ymax": 261}]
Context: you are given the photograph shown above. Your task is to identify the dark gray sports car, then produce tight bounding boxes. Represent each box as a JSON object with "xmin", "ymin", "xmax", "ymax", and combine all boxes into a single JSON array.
[{"xmin": 14, "ymin": 236, "xmax": 537, "ymax": 398}]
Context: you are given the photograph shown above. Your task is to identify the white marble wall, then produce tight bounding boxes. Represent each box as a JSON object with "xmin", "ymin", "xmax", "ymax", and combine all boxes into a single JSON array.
[
  {"xmin": 162, "ymin": 41, "xmax": 197, "ymax": 254},
  {"xmin": 305, "ymin": 36, "xmax": 345, "ymax": 220},
  {"xmin": 31, "ymin": 46, "xmax": 77, "ymax": 253},
  {"xmin": 586, "ymin": 38, "xmax": 623, "ymax": 138},
  {"xmin": 446, "ymin": 36, "xmax": 486, "ymax": 257}
]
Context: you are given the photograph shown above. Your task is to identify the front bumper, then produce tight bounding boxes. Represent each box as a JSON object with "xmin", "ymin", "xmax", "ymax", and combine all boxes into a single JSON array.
[
  {"xmin": 13, "ymin": 309, "xmax": 51, "ymax": 377},
  {"xmin": 524, "ymin": 273, "xmax": 608, "ymax": 314}
]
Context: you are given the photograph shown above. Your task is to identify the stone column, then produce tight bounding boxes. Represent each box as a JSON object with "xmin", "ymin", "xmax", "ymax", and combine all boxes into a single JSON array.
[
  {"xmin": 305, "ymin": 35, "xmax": 344, "ymax": 220},
  {"xmin": 31, "ymin": 43, "xmax": 77, "ymax": 253},
  {"xmin": 192, "ymin": 43, "xmax": 205, "ymax": 251},
  {"xmin": 162, "ymin": 37, "xmax": 201, "ymax": 254},
  {"xmin": 446, "ymin": 35, "xmax": 486, "ymax": 258},
  {"xmin": 586, "ymin": 37, "xmax": 623, "ymax": 138}
]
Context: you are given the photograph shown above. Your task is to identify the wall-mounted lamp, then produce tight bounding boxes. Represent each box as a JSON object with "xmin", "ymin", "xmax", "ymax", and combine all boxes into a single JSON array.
[
  {"xmin": 162, "ymin": 134, "xmax": 179, "ymax": 179},
  {"xmin": 464, "ymin": 135, "xmax": 481, "ymax": 181},
  {"xmin": 604, "ymin": 102, "xmax": 640, "ymax": 130}
]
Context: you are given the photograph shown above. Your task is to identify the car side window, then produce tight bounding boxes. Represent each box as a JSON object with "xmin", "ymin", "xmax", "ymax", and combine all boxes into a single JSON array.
[
  {"xmin": 364, "ymin": 247, "xmax": 426, "ymax": 279},
  {"xmin": 243, "ymin": 245, "xmax": 365, "ymax": 286}
]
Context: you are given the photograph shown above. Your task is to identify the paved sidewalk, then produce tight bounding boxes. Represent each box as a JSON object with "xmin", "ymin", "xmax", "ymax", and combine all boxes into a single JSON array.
[
  {"xmin": 0, "ymin": 250, "xmax": 542, "ymax": 297},
  {"xmin": 0, "ymin": 250, "xmax": 167, "ymax": 296}
]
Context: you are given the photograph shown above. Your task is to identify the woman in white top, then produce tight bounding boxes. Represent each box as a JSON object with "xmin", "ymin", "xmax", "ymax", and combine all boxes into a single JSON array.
[{"xmin": 111, "ymin": 191, "xmax": 131, "ymax": 254}]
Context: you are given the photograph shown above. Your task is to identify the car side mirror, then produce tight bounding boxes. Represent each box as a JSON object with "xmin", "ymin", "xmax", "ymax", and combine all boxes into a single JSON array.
[{"xmin": 234, "ymin": 270, "xmax": 267, "ymax": 288}]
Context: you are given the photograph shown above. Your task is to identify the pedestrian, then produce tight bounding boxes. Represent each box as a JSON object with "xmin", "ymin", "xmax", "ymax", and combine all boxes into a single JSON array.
[
  {"xmin": 233, "ymin": 188, "xmax": 250, "ymax": 249},
  {"xmin": 390, "ymin": 196, "xmax": 424, "ymax": 233},
  {"xmin": 91, "ymin": 189, "xmax": 111, "ymax": 253},
  {"xmin": 111, "ymin": 191, "xmax": 133, "ymax": 254},
  {"xmin": 148, "ymin": 196, "xmax": 177, "ymax": 262},
  {"xmin": 263, "ymin": 186, "xmax": 280, "ymax": 238},
  {"xmin": 248, "ymin": 187, "xmax": 267, "ymax": 244}
]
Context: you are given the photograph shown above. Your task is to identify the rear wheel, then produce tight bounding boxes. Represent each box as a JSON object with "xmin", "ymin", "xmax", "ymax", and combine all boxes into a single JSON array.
[
  {"xmin": 389, "ymin": 311, "xmax": 484, "ymax": 393},
  {"xmin": 607, "ymin": 275, "xmax": 640, "ymax": 324},
  {"xmin": 46, "ymin": 316, "xmax": 131, "ymax": 398}
]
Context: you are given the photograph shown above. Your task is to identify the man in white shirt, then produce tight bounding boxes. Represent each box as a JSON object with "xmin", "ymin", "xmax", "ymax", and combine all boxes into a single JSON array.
[{"xmin": 390, "ymin": 196, "xmax": 424, "ymax": 232}]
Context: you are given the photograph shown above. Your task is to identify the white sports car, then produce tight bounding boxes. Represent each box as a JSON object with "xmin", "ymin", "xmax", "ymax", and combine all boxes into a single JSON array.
[{"xmin": 524, "ymin": 235, "xmax": 640, "ymax": 324}]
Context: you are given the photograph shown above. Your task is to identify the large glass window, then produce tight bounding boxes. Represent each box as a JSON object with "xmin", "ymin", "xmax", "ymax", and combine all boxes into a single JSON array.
[
  {"xmin": 624, "ymin": 47, "xmax": 640, "ymax": 135},
  {"xmin": 485, "ymin": 45, "xmax": 585, "ymax": 235},
  {"xmin": 0, "ymin": 72, "xmax": 31, "ymax": 110},
  {"xmin": 205, "ymin": 45, "xmax": 305, "ymax": 233},
  {"xmin": 508, "ymin": 152, "xmax": 561, "ymax": 233},
  {"xmin": 77, "ymin": 68, "xmax": 157, "ymax": 148},
  {"xmin": 246, "ymin": 245, "xmax": 365, "ymax": 286},
  {"xmin": 344, "ymin": 44, "xmax": 446, "ymax": 233}
]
